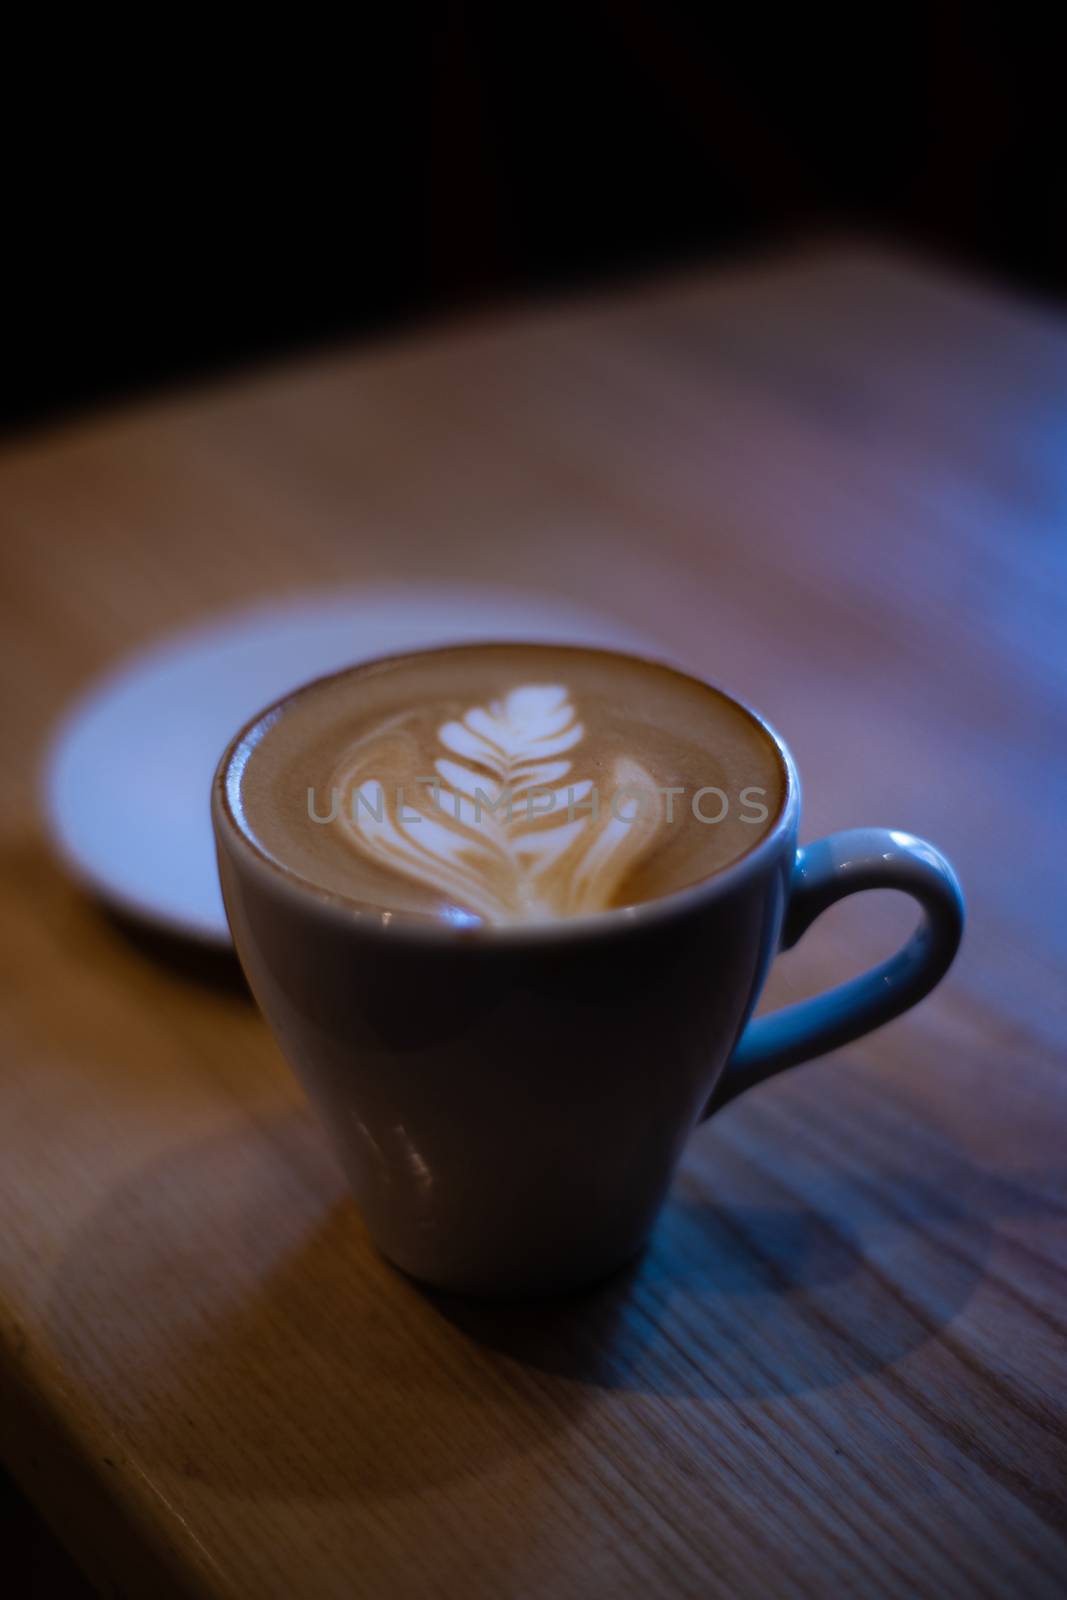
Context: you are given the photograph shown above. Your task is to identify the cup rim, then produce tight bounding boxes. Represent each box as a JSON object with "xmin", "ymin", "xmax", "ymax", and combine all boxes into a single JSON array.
[{"xmin": 212, "ymin": 640, "xmax": 800, "ymax": 945}]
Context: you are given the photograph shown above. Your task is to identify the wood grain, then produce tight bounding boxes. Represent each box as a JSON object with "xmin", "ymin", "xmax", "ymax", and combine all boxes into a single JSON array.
[{"xmin": 1, "ymin": 242, "xmax": 1065, "ymax": 1599}]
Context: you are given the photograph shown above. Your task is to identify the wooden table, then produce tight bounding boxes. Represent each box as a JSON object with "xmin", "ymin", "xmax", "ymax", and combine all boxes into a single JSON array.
[{"xmin": 2, "ymin": 244, "xmax": 1065, "ymax": 1599}]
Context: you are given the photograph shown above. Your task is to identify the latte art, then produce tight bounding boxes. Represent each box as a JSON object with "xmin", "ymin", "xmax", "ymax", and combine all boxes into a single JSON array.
[
  {"xmin": 333, "ymin": 685, "xmax": 660, "ymax": 924},
  {"xmin": 230, "ymin": 642, "xmax": 786, "ymax": 925}
]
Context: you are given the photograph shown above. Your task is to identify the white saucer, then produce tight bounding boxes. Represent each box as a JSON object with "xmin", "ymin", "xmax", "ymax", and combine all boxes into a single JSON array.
[{"xmin": 44, "ymin": 586, "xmax": 656, "ymax": 946}]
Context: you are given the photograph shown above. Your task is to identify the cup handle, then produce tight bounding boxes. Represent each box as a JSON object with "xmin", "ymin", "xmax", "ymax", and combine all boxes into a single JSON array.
[{"xmin": 704, "ymin": 828, "xmax": 965, "ymax": 1115}]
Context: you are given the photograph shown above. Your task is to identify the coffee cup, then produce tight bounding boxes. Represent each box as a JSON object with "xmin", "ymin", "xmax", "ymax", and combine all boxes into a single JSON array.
[{"xmin": 212, "ymin": 643, "xmax": 964, "ymax": 1296}]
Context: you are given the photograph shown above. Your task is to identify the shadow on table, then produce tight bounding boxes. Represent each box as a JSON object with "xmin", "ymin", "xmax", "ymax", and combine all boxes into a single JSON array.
[
  {"xmin": 425, "ymin": 1150, "xmax": 1066, "ymax": 1402},
  {"xmin": 44, "ymin": 1102, "xmax": 1066, "ymax": 1506},
  {"xmin": 100, "ymin": 905, "xmax": 251, "ymax": 1000},
  {"xmin": 43, "ymin": 1116, "xmax": 599, "ymax": 1503},
  {"xmin": 12, "ymin": 837, "xmax": 251, "ymax": 1000}
]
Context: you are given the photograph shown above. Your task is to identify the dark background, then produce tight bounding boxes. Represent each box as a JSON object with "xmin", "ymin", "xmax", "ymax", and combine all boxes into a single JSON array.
[{"xmin": 5, "ymin": 4, "xmax": 1063, "ymax": 436}]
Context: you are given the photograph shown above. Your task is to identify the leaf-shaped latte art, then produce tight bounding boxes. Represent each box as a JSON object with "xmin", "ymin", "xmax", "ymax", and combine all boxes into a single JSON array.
[{"xmin": 332, "ymin": 684, "xmax": 662, "ymax": 924}]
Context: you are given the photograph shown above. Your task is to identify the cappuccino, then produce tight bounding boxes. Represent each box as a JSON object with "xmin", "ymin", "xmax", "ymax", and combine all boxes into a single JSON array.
[{"xmin": 227, "ymin": 643, "xmax": 785, "ymax": 926}]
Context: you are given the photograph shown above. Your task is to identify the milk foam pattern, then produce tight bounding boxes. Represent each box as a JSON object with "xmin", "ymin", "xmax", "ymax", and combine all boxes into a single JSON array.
[{"xmin": 334, "ymin": 685, "xmax": 659, "ymax": 923}]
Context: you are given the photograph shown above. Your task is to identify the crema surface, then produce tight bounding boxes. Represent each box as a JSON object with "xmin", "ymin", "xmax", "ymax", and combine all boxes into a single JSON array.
[{"xmin": 229, "ymin": 644, "xmax": 785, "ymax": 925}]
